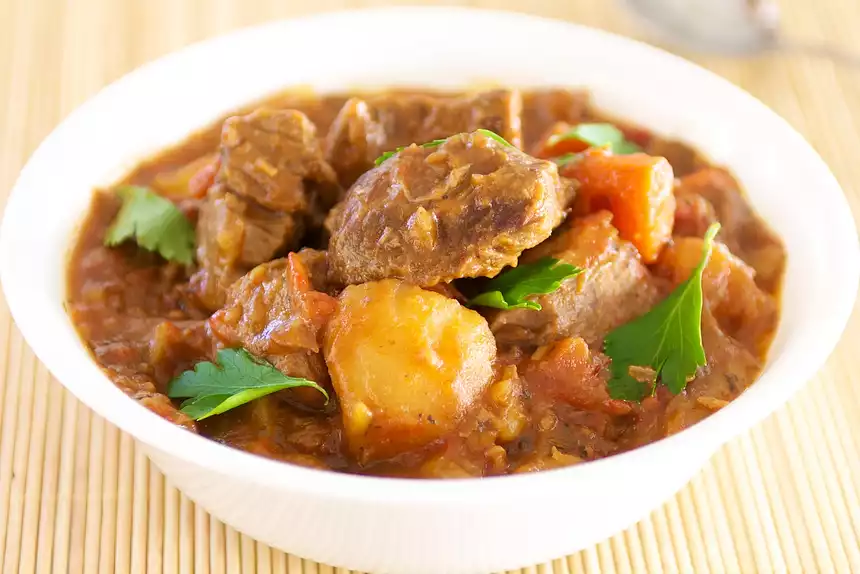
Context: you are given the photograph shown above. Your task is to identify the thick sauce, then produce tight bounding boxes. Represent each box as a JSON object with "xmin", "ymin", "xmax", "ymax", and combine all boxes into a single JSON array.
[{"xmin": 66, "ymin": 88, "xmax": 784, "ymax": 477}]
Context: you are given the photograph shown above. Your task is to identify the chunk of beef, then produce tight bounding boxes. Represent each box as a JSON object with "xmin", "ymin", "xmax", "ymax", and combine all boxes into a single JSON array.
[
  {"xmin": 220, "ymin": 108, "xmax": 339, "ymax": 212},
  {"xmin": 191, "ymin": 109, "xmax": 338, "ymax": 310},
  {"xmin": 191, "ymin": 187, "xmax": 302, "ymax": 309},
  {"xmin": 422, "ymin": 90, "xmax": 521, "ymax": 147},
  {"xmin": 327, "ymin": 129, "xmax": 567, "ymax": 286},
  {"xmin": 490, "ymin": 211, "xmax": 664, "ymax": 348},
  {"xmin": 324, "ymin": 90, "xmax": 522, "ymax": 186},
  {"xmin": 209, "ymin": 253, "xmax": 335, "ymax": 360},
  {"xmin": 209, "ymin": 253, "xmax": 338, "ymax": 408},
  {"xmin": 674, "ymin": 168, "xmax": 785, "ymax": 292}
]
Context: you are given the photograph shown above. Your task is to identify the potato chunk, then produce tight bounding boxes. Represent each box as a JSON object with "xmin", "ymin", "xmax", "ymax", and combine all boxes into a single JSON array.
[{"xmin": 324, "ymin": 279, "xmax": 496, "ymax": 464}]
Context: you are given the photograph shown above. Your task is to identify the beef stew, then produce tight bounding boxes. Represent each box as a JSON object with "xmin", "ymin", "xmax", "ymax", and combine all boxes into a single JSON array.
[{"xmin": 66, "ymin": 88, "xmax": 784, "ymax": 478}]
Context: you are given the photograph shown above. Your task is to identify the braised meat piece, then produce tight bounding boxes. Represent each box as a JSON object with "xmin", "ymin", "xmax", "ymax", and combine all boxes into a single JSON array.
[
  {"xmin": 324, "ymin": 90, "xmax": 522, "ymax": 186},
  {"xmin": 209, "ymin": 253, "xmax": 334, "ymax": 358},
  {"xmin": 209, "ymin": 253, "xmax": 337, "ymax": 409},
  {"xmin": 190, "ymin": 187, "xmax": 302, "ymax": 309},
  {"xmin": 220, "ymin": 108, "xmax": 339, "ymax": 212},
  {"xmin": 673, "ymin": 167, "xmax": 785, "ymax": 292},
  {"xmin": 421, "ymin": 91, "xmax": 522, "ymax": 147},
  {"xmin": 327, "ymin": 129, "xmax": 567, "ymax": 287},
  {"xmin": 490, "ymin": 211, "xmax": 664, "ymax": 348},
  {"xmin": 191, "ymin": 109, "xmax": 338, "ymax": 310}
]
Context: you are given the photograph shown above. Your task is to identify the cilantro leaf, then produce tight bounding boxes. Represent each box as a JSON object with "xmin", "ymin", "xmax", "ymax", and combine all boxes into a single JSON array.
[
  {"xmin": 104, "ymin": 186, "xmax": 196, "ymax": 265},
  {"xmin": 468, "ymin": 257, "xmax": 582, "ymax": 311},
  {"xmin": 550, "ymin": 123, "xmax": 641, "ymax": 155},
  {"xmin": 604, "ymin": 223, "xmax": 721, "ymax": 401},
  {"xmin": 167, "ymin": 348, "xmax": 328, "ymax": 420}
]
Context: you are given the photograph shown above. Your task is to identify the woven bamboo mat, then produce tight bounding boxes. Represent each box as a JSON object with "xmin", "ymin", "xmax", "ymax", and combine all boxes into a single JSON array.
[{"xmin": 1, "ymin": 0, "xmax": 859, "ymax": 572}]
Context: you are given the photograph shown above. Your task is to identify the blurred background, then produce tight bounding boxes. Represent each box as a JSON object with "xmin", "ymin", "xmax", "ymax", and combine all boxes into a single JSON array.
[{"xmin": 0, "ymin": 0, "xmax": 859, "ymax": 573}]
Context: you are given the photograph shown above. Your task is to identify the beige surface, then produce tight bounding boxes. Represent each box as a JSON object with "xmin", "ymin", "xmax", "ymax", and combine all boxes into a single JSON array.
[{"xmin": 1, "ymin": 0, "xmax": 859, "ymax": 572}]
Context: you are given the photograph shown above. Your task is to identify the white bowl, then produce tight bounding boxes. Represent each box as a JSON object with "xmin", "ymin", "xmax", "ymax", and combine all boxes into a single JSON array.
[{"xmin": 1, "ymin": 8, "xmax": 857, "ymax": 574}]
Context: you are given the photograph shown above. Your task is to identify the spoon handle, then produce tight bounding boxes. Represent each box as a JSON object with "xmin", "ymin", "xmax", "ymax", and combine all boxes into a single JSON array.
[{"xmin": 776, "ymin": 38, "xmax": 860, "ymax": 69}]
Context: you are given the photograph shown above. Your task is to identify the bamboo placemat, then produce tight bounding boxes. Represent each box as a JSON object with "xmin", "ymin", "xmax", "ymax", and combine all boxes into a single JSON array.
[{"xmin": 1, "ymin": 0, "xmax": 859, "ymax": 572}]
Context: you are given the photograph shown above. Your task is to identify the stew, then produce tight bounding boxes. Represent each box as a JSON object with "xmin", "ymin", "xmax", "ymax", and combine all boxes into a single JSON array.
[{"xmin": 66, "ymin": 88, "xmax": 784, "ymax": 477}]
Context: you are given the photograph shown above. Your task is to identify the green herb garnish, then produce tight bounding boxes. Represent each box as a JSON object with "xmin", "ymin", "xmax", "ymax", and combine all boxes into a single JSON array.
[
  {"xmin": 167, "ymin": 348, "xmax": 328, "ymax": 420},
  {"xmin": 104, "ymin": 185, "xmax": 196, "ymax": 265},
  {"xmin": 476, "ymin": 128, "xmax": 513, "ymax": 147},
  {"xmin": 550, "ymin": 123, "xmax": 641, "ymax": 155},
  {"xmin": 468, "ymin": 257, "xmax": 583, "ymax": 311},
  {"xmin": 604, "ymin": 223, "xmax": 721, "ymax": 401}
]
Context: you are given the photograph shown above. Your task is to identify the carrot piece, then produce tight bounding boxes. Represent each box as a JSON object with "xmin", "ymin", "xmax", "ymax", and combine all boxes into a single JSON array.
[
  {"xmin": 286, "ymin": 252, "xmax": 338, "ymax": 330},
  {"xmin": 523, "ymin": 337, "xmax": 632, "ymax": 416},
  {"xmin": 188, "ymin": 157, "xmax": 220, "ymax": 198},
  {"xmin": 533, "ymin": 122, "xmax": 590, "ymax": 158},
  {"xmin": 563, "ymin": 148, "xmax": 675, "ymax": 263}
]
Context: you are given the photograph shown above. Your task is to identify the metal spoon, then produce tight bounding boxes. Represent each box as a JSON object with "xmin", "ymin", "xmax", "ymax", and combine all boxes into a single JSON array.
[{"xmin": 620, "ymin": 0, "xmax": 860, "ymax": 67}]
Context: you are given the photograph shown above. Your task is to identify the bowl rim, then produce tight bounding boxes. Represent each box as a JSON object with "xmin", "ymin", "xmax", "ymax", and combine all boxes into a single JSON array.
[{"xmin": 1, "ymin": 5, "xmax": 858, "ymax": 505}]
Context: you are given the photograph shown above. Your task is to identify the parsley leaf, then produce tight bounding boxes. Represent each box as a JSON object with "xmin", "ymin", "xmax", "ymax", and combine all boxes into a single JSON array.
[
  {"xmin": 468, "ymin": 257, "xmax": 582, "ymax": 311},
  {"xmin": 373, "ymin": 129, "xmax": 513, "ymax": 166},
  {"xmin": 476, "ymin": 128, "xmax": 513, "ymax": 147},
  {"xmin": 104, "ymin": 186, "xmax": 196, "ymax": 265},
  {"xmin": 549, "ymin": 123, "xmax": 641, "ymax": 155},
  {"xmin": 604, "ymin": 223, "xmax": 721, "ymax": 401},
  {"xmin": 167, "ymin": 348, "xmax": 328, "ymax": 420}
]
